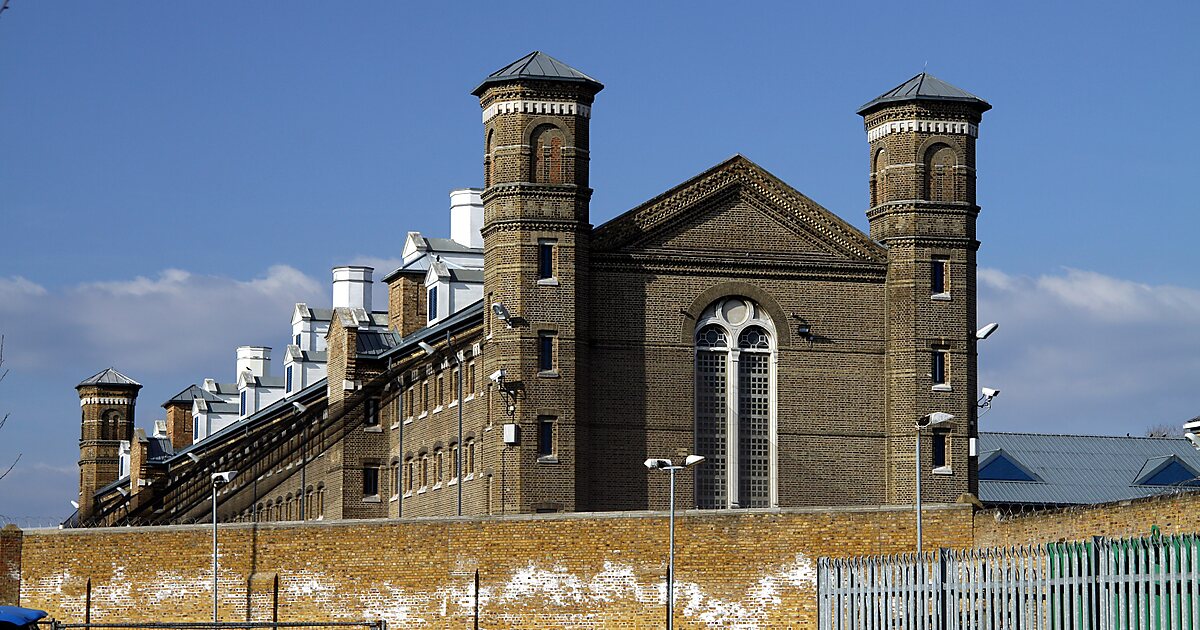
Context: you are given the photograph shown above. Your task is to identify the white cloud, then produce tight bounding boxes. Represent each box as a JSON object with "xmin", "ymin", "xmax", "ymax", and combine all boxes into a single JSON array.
[
  {"xmin": 978, "ymin": 268, "xmax": 1200, "ymax": 435},
  {"xmin": 0, "ymin": 265, "xmax": 324, "ymax": 372}
]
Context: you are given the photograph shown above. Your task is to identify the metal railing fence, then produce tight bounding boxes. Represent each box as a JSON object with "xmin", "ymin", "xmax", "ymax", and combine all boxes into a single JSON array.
[{"xmin": 818, "ymin": 534, "xmax": 1200, "ymax": 630}]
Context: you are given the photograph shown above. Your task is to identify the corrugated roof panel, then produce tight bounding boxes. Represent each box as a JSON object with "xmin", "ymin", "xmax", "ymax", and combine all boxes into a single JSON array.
[{"xmin": 978, "ymin": 432, "xmax": 1200, "ymax": 506}]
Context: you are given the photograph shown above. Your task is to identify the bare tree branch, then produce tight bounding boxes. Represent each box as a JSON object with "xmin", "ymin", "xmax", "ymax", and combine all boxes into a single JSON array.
[
  {"xmin": 1146, "ymin": 422, "xmax": 1184, "ymax": 438},
  {"xmin": 0, "ymin": 334, "xmax": 16, "ymax": 481}
]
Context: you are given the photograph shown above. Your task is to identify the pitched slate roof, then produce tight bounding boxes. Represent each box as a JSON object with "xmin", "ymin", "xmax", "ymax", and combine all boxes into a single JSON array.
[
  {"xmin": 76, "ymin": 367, "xmax": 142, "ymax": 390},
  {"xmin": 472, "ymin": 51, "xmax": 603, "ymax": 95},
  {"xmin": 857, "ymin": 72, "xmax": 990, "ymax": 116},
  {"xmin": 977, "ymin": 432, "xmax": 1200, "ymax": 507},
  {"xmin": 162, "ymin": 384, "xmax": 223, "ymax": 408}
]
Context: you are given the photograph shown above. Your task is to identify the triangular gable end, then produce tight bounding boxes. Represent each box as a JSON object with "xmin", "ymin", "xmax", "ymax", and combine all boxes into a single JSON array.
[
  {"xmin": 593, "ymin": 155, "xmax": 886, "ymax": 263},
  {"xmin": 1135, "ymin": 456, "xmax": 1200, "ymax": 487},
  {"xmin": 978, "ymin": 449, "xmax": 1042, "ymax": 483}
]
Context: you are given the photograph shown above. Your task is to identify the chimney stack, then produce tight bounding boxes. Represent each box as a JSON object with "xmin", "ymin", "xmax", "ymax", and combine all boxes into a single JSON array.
[{"xmin": 332, "ymin": 265, "xmax": 374, "ymax": 311}]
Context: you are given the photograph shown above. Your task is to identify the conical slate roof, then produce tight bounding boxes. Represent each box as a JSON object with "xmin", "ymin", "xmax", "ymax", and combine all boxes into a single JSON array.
[
  {"xmin": 857, "ymin": 72, "xmax": 990, "ymax": 116},
  {"xmin": 472, "ymin": 51, "xmax": 603, "ymax": 96},
  {"xmin": 76, "ymin": 367, "xmax": 142, "ymax": 390}
]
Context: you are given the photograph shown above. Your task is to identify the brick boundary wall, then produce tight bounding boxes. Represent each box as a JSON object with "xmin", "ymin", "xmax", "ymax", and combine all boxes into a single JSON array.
[
  {"xmin": 1, "ymin": 524, "xmax": 20, "ymax": 605},
  {"xmin": 974, "ymin": 491, "xmax": 1200, "ymax": 547},
  {"xmin": 19, "ymin": 505, "xmax": 973, "ymax": 629}
]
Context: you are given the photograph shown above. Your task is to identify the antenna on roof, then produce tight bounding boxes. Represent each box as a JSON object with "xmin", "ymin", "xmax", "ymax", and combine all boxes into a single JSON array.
[{"xmin": 923, "ymin": 60, "xmax": 928, "ymax": 73}]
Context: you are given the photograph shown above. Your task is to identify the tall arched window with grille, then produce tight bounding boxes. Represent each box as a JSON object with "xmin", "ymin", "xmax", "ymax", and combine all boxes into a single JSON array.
[{"xmin": 694, "ymin": 297, "xmax": 777, "ymax": 509}]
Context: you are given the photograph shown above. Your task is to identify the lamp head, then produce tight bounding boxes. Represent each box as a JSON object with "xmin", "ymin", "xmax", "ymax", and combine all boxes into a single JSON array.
[
  {"xmin": 917, "ymin": 412, "xmax": 955, "ymax": 428},
  {"xmin": 976, "ymin": 322, "xmax": 999, "ymax": 340},
  {"xmin": 418, "ymin": 341, "xmax": 436, "ymax": 355},
  {"xmin": 644, "ymin": 458, "xmax": 672, "ymax": 470},
  {"xmin": 491, "ymin": 302, "xmax": 512, "ymax": 325},
  {"xmin": 211, "ymin": 470, "xmax": 238, "ymax": 485},
  {"xmin": 292, "ymin": 401, "xmax": 307, "ymax": 414},
  {"xmin": 684, "ymin": 454, "xmax": 706, "ymax": 467},
  {"xmin": 186, "ymin": 452, "xmax": 201, "ymax": 463},
  {"xmin": 1185, "ymin": 432, "xmax": 1200, "ymax": 451}
]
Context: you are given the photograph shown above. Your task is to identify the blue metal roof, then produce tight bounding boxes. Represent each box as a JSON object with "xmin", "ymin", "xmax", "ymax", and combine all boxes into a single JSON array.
[{"xmin": 978, "ymin": 432, "xmax": 1200, "ymax": 506}]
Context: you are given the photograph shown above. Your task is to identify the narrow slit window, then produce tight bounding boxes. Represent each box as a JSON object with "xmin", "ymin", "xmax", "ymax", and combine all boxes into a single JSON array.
[
  {"xmin": 538, "ymin": 417, "xmax": 555, "ymax": 457},
  {"xmin": 932, "ymin": 257, "xmax": 950, "ymax": 295},
  {"xmin": 428, "ymin": 287, "xmax": 438, "ymax": 322},
  {"xmin": 365, "ymin": 397, "xmax": 380, "ymax": 426},
  {"xmin": 932, "ymin": 350, "xmax": 948, "ymax": 386},
  {"xmin": 932, "ymin": 432, "xmax": 948, "ymax": 468},
  {"xmin": 538, "ymin": 240, "xmax": 556, "ymax": 279},
  {"xmin": 539, "ymin": 334, "xmax": 555, "ymax": 372}
]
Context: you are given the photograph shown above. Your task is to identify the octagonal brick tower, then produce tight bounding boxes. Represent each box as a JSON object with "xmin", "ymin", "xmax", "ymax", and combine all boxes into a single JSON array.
[
  {"xmin": 473, "ymin": 52, "xmax": 602, "ymax": 513},
  {"xmin": 76, "ymin": 367, "xmax": 141, "ymax": 522},
  {"xmin": 858, "ymin": 73, "xmax": 991, "ymax": 504}
]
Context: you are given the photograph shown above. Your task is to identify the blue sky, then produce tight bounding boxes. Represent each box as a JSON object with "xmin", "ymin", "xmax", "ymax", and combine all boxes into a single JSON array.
[{"xmin": 1, "ymin": 2, "xmax": 1198, "ymax": 520}]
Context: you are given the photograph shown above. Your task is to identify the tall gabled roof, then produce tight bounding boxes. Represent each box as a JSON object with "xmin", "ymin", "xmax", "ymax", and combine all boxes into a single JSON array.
[
  {"xmin": 76, "ymin": 367, "xmax": 141, "ymax": 390},
  {"xmin": 857, "ymin": 72, "xmax": 990, "ymax": 116},
  {"xmin": 472, "ymin": 51, "xmax": 603, "ymax": 96}
]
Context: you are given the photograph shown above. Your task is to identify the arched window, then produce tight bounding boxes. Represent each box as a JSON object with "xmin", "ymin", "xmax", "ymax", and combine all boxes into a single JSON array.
[
  {"xmin": 694, "ymin": 297, "xmax": 777, "ymax": 509},
  {"xmin": 485, "ymin": 129, "xmax": 495, "ymax": 188},
  {"xmin": 529, "ymin": 124, "xmax": 565, "ymax": 184},
  {"xmin": 925, "ymin": 144, "xmax": 957, "ymax": 202},
  {"xmin": 871, "ymin": 147, "xmax": 887, "ymax": 207}
]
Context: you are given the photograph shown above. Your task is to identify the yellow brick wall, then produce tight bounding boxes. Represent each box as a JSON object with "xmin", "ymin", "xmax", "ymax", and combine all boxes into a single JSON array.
[{"xmin": 20, "ymin": 504, "xmax": 973, "ymax": 629}]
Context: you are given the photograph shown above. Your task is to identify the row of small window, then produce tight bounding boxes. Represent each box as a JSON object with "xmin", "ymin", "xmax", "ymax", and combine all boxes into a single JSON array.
[
  {"xmin": 398, "ymin": 363, "xmax": 480, "ymax": 421},
  {"xmin": 232, "ymin": 487, "xmax": 325, "ymax": 523},
  {"xmin": 361, "ymin": 441, "xmax": 480, "ymax": 498}
]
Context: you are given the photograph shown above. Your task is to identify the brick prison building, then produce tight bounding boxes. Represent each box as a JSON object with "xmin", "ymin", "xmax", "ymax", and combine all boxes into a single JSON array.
[{"xmin": 72, "ymin": 52, "xmax": 995, "ymax": 527}]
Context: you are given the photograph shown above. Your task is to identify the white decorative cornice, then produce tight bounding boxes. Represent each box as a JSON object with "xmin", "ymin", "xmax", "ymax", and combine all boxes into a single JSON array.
[
  {"xmin": 867, "ymin": 119, "xmax": 978, "ymax": 142},
  {"xmin": 483, "ymin": 100, "xmax": 590, "ymax": 123},
  {"xmin": 80, "ymin": 397, "xmax": 134, "ymax": 407}
]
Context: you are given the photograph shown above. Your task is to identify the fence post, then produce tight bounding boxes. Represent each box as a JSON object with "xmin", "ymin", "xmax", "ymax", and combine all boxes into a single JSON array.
[{"xmin": 938, "ymin": 548, "xmax": 949, "ymax": 630}]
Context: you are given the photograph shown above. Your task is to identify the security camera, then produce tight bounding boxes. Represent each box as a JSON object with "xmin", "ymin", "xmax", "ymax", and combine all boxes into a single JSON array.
[
  {"xmin": 492, "ymin": 302, "xmax": 513, "ymax": 327},
  {"xmin": 489, "ymin": 368, "xmax": 506, "ymax": 384},
  {"xmin": 917, "ymin": 412, "xmax": 955, "ymax": 428},
  {"xmin": 418, "ymin": 341, "xmax": 436, "ymax": 355},
  {"xmin": 976, "ymin": 322, "xmax": 999, "ymax": 340},
  {"xmin": 211, "ymin": 470, "xmax": 238, "ymax": 485},
  {"xmin": 644, "ymin": 458, "xmax": 672, "ymax": 470},
  {"xmin": 981, "ymin": 387, "xmax": 1000, "ymax": 399},
  {"xmin": 292, "ymin": 401, "xmax": 307, "ymax": 414},
  {"xmin": 1186, "ymin": 432, "xmax": 1200, "ymax": 451}
]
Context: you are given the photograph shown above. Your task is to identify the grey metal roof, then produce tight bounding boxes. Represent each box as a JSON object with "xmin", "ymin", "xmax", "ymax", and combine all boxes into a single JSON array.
[
  {"xmin": 162, "ymin": 384, "xmax": 223, "ymax": 408},
  {"xmin": 472, "ymin": 51, "xmax": 603, "ymax": 96},
  {"xmin": 376, "ymin": 299, "xmax": 485, "ymax": 361},
  {"xmin": 285, "ymin": 346, "xmax": 328, "ymax": 363},
  {"xmin": 206, "ymin": 382, "xmax": 239, "ymax": 395},
  {"xmin": 857, "ymin": 72, "xmax": 990, "ymax": 116},
  {"xmin": 356, "ymin": 330, "xmax": 403, "ymax": 357},
  {"xmin": 977, "ymin": 432, "xmax": 1200, "ymax": 507},
  {"xmin": 76, "ymin": 367, "xmax": 142, "ymax": 390},
  {"xmin": 146, "ymin": 436, "xmax": 175, "ymax": 461},
  {"xmin": 425, "ymin": 238, "xmax": 480, "ymax": 254},
  {"xmin": 449, "ymin": 268, "xmax": 484, "ymax": 283}
]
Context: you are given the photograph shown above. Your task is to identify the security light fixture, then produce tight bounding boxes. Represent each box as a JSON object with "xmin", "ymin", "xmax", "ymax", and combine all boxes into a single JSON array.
[
  {"xmin": 291, "ymin": 401, "xmax": 307, "ymax": 414},
  {"xmin": 418, "ymin": 341, "xmax": 436, "ymax": 355},
  {"xmin": 976, "ymin": 322, "xmax": 999, "ymax": 340},
  {"xmin": 1186, "ymin": 432, "xmax": 1200, "ymax": 451},
  {"xmin": 187, "ymin": 452, "xmax": 201, "ymax": 463},
  {"xmin": 489, "ymin": 368, "xmax": 506, "ymax": 384},
  {"xmin": 978, "ymin": 387, "xmax": 1000, "ymax": 411},
  {"xmin": 70, "ymin": 500, "xmax": 79, "ymax": 509},
  {"xmin": 796, "ymin": 321, "xmax": 812, "ymax": 339},
  {"xmin": 492, "ymin": 302, "xmax": 513, "ymax": 327}
]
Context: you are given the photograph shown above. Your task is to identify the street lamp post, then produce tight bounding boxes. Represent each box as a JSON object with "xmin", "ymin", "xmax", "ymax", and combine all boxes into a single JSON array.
[
  {"xmin": 645, "ymin": 455, "xmax": 705, "ymax": 630},
  {"xmin": 914, "ymin": 413, "xmax": 952, "ymax": 554},
  {"xmin": 211, "ymin": 470, "xmax": 237, "ymax": 623}
]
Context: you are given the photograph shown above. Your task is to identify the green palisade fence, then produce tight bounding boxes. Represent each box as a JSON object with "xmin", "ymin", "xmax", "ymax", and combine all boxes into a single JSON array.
[{"xmin": 818, "ymin": 534, "xmax": 1200, "ymax": 629}]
